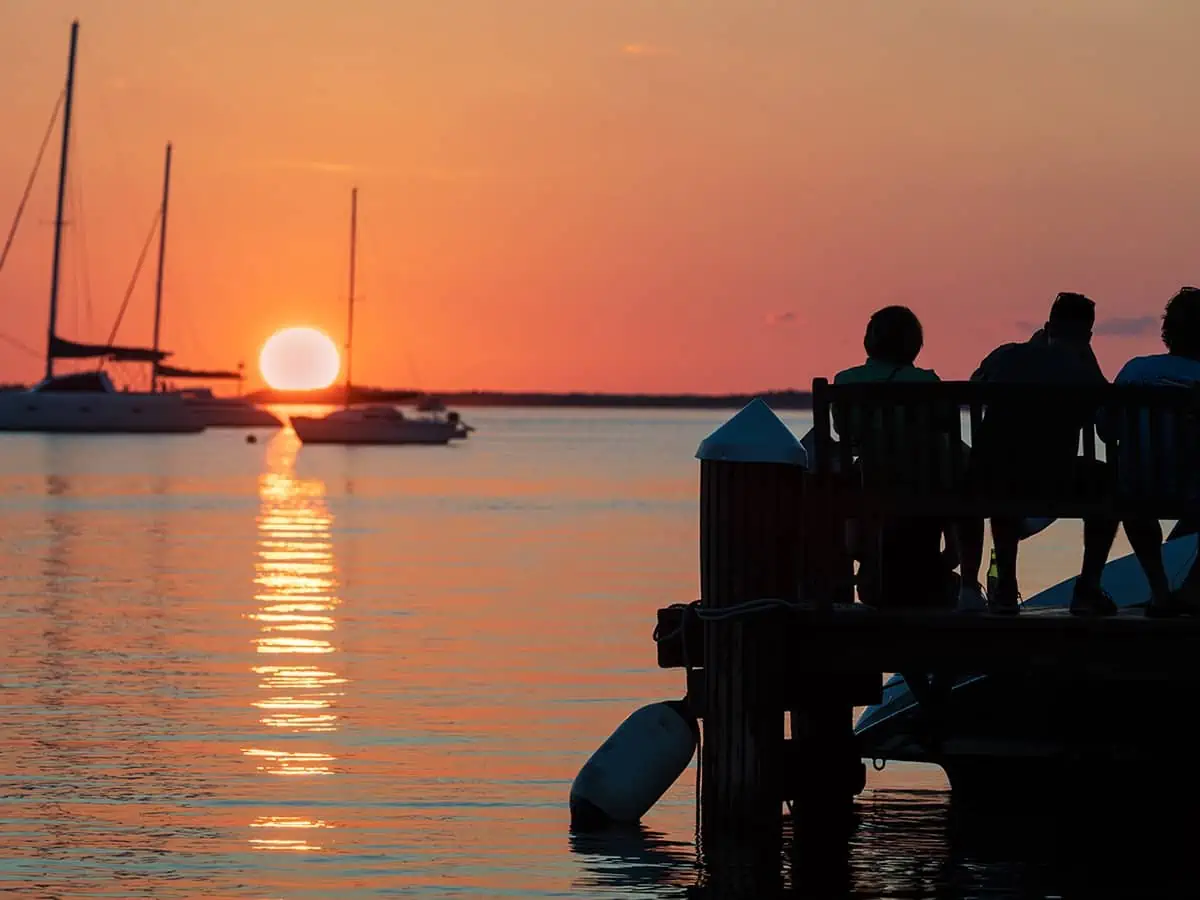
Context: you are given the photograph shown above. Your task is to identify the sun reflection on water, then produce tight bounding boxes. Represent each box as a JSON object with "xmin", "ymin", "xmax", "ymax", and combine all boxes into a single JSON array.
[
  {"xmin": 249, "ymin": 815, "xmax": 333, "ymax": 851},
  {"xmin": 243, "ymin": 431, "xmax": 346, "ymax": 846}
]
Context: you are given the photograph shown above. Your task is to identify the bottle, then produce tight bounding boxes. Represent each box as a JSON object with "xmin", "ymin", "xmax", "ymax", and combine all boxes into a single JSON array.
[{"xmin": 986, "ymin": 548, "xmax": 999, "ymax": 599}]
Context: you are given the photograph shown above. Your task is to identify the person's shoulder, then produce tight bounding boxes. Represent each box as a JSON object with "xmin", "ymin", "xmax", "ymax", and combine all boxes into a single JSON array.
[
  {"xmin": 1116, "ymin": 353, "xmax": 1200, "ymax": 385},
  {"xmin": 985, "ymin": 341, "xmax": 1025, "ymax": 357},
  {"xmin": 910, "ymin": 366, "xmax": 940, "ymax": 382},
  {"xmin": 981, "ymin": 341, "xmax": 1026, "ymax": 364},
  {"xmin": 1113, "ymin": 354, "xmax": 1159, "ymax": 384},
  {"xmin": 833, "ymin": 364, "xmax": 865, "ymax": 384},
  {"xmin": 972, "ymin": 341, "xmax": 1024, "ymax": 378}
]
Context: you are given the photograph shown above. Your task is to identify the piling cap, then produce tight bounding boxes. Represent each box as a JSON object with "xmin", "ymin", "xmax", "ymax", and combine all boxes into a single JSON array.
[{"xmin": 695, "ymin": 398, "xmax": 808, "ymax": 466}]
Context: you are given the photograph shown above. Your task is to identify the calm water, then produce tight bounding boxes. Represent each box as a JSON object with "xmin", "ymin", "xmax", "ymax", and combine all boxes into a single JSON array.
[{"xmin": 0, "ymin": 407, "xmax": 1181, "ymax": 899}]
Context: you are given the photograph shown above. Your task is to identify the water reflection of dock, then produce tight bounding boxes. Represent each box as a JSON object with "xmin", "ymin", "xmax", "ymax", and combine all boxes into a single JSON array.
[{"xmin": 245, "ymin": 430, "xmax": 347, "ymax": 851}]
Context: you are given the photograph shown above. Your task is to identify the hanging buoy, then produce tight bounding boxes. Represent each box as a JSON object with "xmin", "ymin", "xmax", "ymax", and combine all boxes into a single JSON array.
[{"xmin": 569, "ymin": 699, "xmax": 698, "ymax": 831}]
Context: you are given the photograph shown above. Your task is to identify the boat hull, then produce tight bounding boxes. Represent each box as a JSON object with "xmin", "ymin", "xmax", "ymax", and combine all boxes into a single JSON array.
[
  {"xmin": 183, "ymin": 399, "xmax": 282, "ymax": 428},
  {"xmin": 290, "ymin": 415, "xmax": 456, "ymax": 445},
  {"xmin": 0, "ymin": 391, "xmax": 205, "ymax": 433}
]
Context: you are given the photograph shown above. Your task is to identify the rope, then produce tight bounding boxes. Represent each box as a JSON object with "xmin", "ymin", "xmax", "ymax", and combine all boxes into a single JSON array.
[
  {"xmin": 0, "ymin": 332, "xmax": 42, "ymax": 359},
  {"xmin": 104, "ymin": 209, "xmax": 161, "ymax": 347},
  {"xmin": 71, "ymin": 156, "xmax": 94, "ymax": 336},
  {"xmin": 0, "ymin": 90, "xmax": 63, "ymax": 279}
]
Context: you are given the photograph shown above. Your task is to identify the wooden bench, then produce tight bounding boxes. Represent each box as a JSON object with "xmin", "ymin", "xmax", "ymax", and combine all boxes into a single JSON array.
[{"xmin": 810, "ymin": 378, "xmax": 1200, "ymax": 519}]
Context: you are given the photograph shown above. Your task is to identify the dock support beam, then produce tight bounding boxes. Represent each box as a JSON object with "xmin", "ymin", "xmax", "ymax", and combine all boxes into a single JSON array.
[{"xmin": 696, "ymin": 400, "xmax": 807, "ymax": 869}]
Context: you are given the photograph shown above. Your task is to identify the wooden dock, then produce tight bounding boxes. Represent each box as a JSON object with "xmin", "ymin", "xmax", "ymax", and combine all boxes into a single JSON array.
[{"xmin": 654, "ymin": 381, "xmax": 1200, "ymax": 881}]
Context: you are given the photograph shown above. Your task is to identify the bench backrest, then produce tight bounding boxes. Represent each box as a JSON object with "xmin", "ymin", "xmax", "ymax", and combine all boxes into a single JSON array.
[{"xmin": 809, "ymin": 379, "xmax": 1200, "ymax": 520}]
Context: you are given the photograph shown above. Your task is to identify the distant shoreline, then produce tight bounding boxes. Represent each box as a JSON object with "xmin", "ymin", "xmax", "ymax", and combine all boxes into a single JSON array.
[
  {"xmin": 248, "ymin": 387, "xmax": 816, "ymax": 411},
  {"xmin": 0, "ymin": 382, "xmax": 815, "ymax": 410}
]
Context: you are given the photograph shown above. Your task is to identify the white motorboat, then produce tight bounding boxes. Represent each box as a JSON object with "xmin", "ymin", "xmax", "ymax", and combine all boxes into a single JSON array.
[
  {"xmin": 854, "ymin": 527, "xmax": 1200, "ymax": 799},
  {"xmin": 289, "ymin": 189, "xmax": 472, "ymax": 446},
  {"xmin": 291, "ymin": 404, "xmax": 458, "ymax": 445},
  {"xmin": 0, "ymin": 21, "xmax": 203, "ymax": 435}
]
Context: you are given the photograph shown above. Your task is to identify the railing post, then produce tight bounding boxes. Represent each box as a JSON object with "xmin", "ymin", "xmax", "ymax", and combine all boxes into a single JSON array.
[{"xmin": 695, "ymin": 398, "xmax": 807, "ymax": 870}]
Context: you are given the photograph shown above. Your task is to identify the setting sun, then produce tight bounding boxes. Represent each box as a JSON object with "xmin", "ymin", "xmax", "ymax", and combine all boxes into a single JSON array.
[{"xmin": 259, "ymin": 328, "xmax": 341, "ymax": 391}]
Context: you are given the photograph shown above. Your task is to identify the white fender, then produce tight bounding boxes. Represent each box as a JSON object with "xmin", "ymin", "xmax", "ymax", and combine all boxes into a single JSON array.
[{"xmin": 569, "ymin": 700, "xmax": 698, "ymax": 829}]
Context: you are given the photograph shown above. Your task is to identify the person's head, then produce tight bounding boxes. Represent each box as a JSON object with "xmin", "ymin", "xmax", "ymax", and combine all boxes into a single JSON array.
[
  {"xmin": 1044, "ymin": 292, "xmax": 1095, "ymax": 346},
  {"xmin": 1162, "ymin": 286, "xmax": 1200, "ymax": 359},
  {"xmin": 864, "ymin": 305, "xmax": 923, "ymax": 367}
]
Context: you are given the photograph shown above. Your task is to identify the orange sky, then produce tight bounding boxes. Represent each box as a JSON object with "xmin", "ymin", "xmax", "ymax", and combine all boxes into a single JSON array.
[{"xmin": 2, "ymin": 1, "xmax": 1200, "ymax": 392}]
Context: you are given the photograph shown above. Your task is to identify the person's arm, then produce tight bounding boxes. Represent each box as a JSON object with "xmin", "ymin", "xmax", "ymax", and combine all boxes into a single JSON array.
[
  {"xmin": 1096, "ymin": 363, "xmax": 1128, "ymax": 445},
  {"xmin": 830, "ymin": 370, "xmax": 851, "ymax": 447}
]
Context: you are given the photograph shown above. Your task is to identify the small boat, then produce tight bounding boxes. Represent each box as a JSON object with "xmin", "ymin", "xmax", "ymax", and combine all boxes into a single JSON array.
[
  {"xmin": 290, "ymin": 189, "xmax": 470, "ymax": 446},
  {"xmin": 291, "ymin": 404, "xmax": 458, "ymax": 445},
  {"xmin": 0, "ymin": 21, "xmax": 202, "ymax": 435}
]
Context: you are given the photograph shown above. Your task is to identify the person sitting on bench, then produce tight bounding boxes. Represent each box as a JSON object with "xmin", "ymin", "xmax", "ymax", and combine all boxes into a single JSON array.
[
  {"xmin": 1105, "ymin": 287, "xmax": 1200, "ymax": 617},
  {"xmin": 958, "ymin": 292, "xmax": 1119, "ymax": 616},
  {"xmin": 833, "ymin": 305, "xmax": 960, "ymax": 610}
]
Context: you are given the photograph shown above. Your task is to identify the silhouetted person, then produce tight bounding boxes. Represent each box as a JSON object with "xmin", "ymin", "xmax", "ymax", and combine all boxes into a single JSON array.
[
  {"xmin": 1107, "ymin": 287, "xmax": 1200, "ymax": 616},
  {"xmin": 958, "ymin": 292, "xmax": 1118, "ymax": 615},
  {"xmin": 834, "ymin": 306, "xmax": 958, "ymax": 609}
]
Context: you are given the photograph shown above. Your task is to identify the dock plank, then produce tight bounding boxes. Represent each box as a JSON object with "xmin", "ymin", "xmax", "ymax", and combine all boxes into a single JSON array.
[{"xmin": 658, "ymin": 602, "xmax": 1200, "ymax": 679}]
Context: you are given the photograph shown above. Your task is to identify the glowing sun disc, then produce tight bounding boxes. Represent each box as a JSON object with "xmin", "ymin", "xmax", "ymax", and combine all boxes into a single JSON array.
[{"xmin": 259, "ymin": 328, "xmax": 341, "ymax": 391}]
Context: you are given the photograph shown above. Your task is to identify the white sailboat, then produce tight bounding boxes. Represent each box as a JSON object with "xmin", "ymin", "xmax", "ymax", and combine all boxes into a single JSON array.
[
  {"xmin": 290, "ymin": 188, "xmax": 466, "ymax": 446},
  {"xmin": 145, "ymin": 142, "xmax": 281, "ymax": 428},
  {"xmin": 0, "ymin": 21, "xmax": 203, "ymax": 434}
]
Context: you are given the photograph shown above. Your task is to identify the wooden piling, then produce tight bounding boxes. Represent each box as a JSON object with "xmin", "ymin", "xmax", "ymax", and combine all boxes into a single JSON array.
[{"xmin": 695, "ymin": 400, "xmax": 807, "ymax": 861}]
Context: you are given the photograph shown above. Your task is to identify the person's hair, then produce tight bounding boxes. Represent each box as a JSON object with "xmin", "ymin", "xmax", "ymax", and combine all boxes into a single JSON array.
[
  {"xmin": 1046, "ymin": 291, "xmax": 1095, "ymax": 341},
  {"xmin": 864, "ymin": 305, "xmax": 923, "ymax": 367},
  {"xmin": 1162, "ymin": 286, "xmax": 1200, "ymax": 358}
]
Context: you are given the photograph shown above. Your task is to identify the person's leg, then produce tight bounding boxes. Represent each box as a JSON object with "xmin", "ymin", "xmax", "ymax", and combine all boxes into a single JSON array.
[
  {"xmin": 954, "ymin": 517, "xmax": 987, "ymax": 610},
  {"xmin": 1080, "ymin": 516, "xmax": 1120, "ymax": 587},
  {"xmin": 988, "ymin": 517, "xmax": 1022, "ymax": 613},
  {"xmin": 1069, "ymin": 515, "xmax": 1120, "ymax": 615},
  {"xmin": 1122, "ymin": 517, "xmax": 1170, "ymax": 603}
]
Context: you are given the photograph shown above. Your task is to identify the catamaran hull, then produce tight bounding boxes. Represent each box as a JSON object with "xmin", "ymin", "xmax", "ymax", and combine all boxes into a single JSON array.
[
  {"xmin": 0, "ymin": 392, "xmax": 204, "ymax": 433},
  {"xmin": 290, "ymin": 416, "xmax": 456, "ymax": 445}
]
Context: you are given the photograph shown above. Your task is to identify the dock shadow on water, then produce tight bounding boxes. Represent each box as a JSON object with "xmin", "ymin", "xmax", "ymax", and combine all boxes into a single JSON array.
[{"xmin": 681, "ymin": 787, "xmax": 1200, "ymax": 899}]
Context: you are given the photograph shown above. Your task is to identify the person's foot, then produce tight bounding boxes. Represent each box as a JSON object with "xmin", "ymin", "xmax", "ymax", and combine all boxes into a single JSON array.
[
  {"xmin": 1069, "ymin": 581, "xmax": 1117, "ymax": 616},
  {"xmin": 988, "ymin": 579, "xmax": 1021, "ymax": 615},
  {"xmin": 956, "ymin": 581, "xmax": 987, "ymax": 613},
  {"xmin": 1145, "ymin": 585, "xmax": 1200, "ymax": 618}
]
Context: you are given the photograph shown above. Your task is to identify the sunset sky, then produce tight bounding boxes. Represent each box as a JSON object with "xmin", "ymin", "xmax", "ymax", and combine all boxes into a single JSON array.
[{"xmin": 2, "ymin": 1, "xmax": 1199, "ymax": 392}]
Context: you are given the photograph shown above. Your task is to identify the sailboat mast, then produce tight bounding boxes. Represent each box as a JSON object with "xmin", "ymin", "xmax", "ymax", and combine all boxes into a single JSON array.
[
  {"xmin": 45, "ymin": 19, "xmax": 79, "ymax": 381},
  {"xmin": 150, "ymin": 141, "xmax": 172, "ymax": 393},
  {"xmin": 344, "ymin": 186, "xmax": 356, "ymax": 408}
]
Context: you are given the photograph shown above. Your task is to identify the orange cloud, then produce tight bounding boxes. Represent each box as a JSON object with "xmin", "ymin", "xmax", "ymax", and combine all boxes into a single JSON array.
[{"xmin": 622, "ymin": 43, "xmax": 675, "ymax": 58}]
